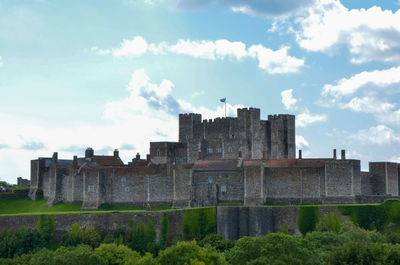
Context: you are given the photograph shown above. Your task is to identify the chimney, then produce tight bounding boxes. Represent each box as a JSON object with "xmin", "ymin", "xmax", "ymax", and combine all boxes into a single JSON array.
[
  {"xmin": 298, "ymin": 150, "xmax": 302, "ymax": 160},
  {"xmin": 146, "ymin": 154, "xmax": 151, "ymax": 165},
  {"xmin": 341, "ymin": 149, "xmax": 346, "ymax": 160},
  {"xmin": 72, "ymin": 155, "xmax": 78, "ymax": 169},
  {"xmin": 85, "ymin": 147, "xmax": 94, "ymax": 158},
  {"xmin": 333, "ymin": 149, "xmax": 337, "ymax": 160},
  {"xmin": 114, "ymin": 149, "xmax": 119, "ymax": 158},
  {"xmin": 238, "ymin": 151, "xmax": 242, "ymax": 158},
  {"xmin": 198, "ymin": 151, "xmax": 202, "ymax": 160},
  {"xmin": 135, "ymin": 152, "xmax": 140, "ymax": 160},
  {"xmin": 52, "ymin": 152, "xmax": 58, "ymax": 162}
]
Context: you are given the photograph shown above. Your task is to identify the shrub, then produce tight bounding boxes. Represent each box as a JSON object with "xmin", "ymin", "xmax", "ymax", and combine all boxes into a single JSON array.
[
  {"xmin": 198, "ymin": 234, "xmax": 233, "ymax": 253},
  {"xmin": 95, "ymin": 243, "xmax": 140, "ymax": 265},
  {"xmin": 297, "ymin": 207, "xmax": 319, "ymax": 236},
  {"xmin": 128, "ymin": 221, "xmax": 156, "ymax": 254},
  {"xmin": 157, "ymin": 241, "xmax": 227, "ymax": 265},
  {"xmin": 160, "ymin": 214, "xmax": 169, "ymax": 248},
  {"xmin": 182, "ymin": 208, "xmax": 216, "ymax": 240},
  {"xmin": 36, "ymin": 215, "xmax": 55, "ymax": 243},
  {"xmin": 63, "ymin": 223, "xmax": 102, "ymax": 248}
]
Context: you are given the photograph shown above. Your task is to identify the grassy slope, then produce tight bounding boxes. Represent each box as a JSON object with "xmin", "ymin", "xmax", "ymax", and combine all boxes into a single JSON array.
[{"xmin": 0, "ymin": 197, "xmax": 171, "ymax": 216}]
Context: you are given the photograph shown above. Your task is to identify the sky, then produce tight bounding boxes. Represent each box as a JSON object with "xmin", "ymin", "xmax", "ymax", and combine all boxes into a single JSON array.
[{"xmin": 1, "ymin": 0, "xmax": 400, "ymax": 183}]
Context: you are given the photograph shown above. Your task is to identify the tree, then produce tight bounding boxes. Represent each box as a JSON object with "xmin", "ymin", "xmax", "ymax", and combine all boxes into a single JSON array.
[
  {"xmin": 94, "ymin": 243, "xmax": 140, "ymax": 265},
  {"xmin": 36, "ymin": 215, "xmax": 55, "ymax": 243},
  {"xmin": 157, "ymin": 241, "xmax": 227, "ymax": 265}
]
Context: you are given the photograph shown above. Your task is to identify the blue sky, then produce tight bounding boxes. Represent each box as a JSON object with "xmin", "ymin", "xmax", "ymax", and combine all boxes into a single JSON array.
[{"xmin": 1, "ymin": 0, "xmax": 400, "ymax": 183}]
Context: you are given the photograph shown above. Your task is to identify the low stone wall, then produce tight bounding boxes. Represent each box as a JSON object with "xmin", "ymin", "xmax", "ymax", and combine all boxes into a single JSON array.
[
  {"xmin": 0, "ymin": 205, "xmax": 355, "ymax": 242},
  {"xmin": 0, "ymin": 210, "xmax": 186, "ymax": 242},
  {"xmin": 0, "ymin": 189, "xmax": 29, "ymax": 199}
]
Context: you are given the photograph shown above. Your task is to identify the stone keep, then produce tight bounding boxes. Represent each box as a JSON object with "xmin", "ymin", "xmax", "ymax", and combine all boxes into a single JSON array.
[{"xmin": 28, "ymin": 107, "xmax": 400, "ymax": 210}]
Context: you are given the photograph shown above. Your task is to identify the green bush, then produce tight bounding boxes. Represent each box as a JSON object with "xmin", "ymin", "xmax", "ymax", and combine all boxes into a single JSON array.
[
  {"xmin": 297, "ymin": 207, "xmax": 319, "ymax": 236},
  {"xmin": 63, "ymin": 223, "xmax": 102, "ymax": 248},
  {"xmin": 182, "ymin": 208, "xmax": 216, "ymax": 240},
  {"xmin": 127, "ymin": 221, "xmax": 156, "ymax": 254},
  {"xmin": 198, "ymin": 234, "xmax": 234, "ymax": 253},
  {"xmin": 157, "ymin": 241, "xmax": 227, "ymax": 265},
  {"xmin": 227, "ymin": 233, "xmax": 314, "ymax": 265},
  {"xmin": 160, "ymin": 214, "xmax": 169, "ymax": 248},
  {"xmin": 317, "ymin": 211, "xmax": 343, "ymax": 233},
  {"xmin": 36, "ymin": 215, "xmax": 55, "ymax": 243},
  {"xmin": 94, "ymin": 243, "xmax": 140, "ymax": 265}
]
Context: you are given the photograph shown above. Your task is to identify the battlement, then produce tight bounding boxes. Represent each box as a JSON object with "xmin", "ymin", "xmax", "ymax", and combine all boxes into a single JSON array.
[
  {"xmin": 268, "ymin": 114, "xmax": 295, "ymax": 120},
  {"xmin": 201, "ymin": 117, "xmax": 235, "ymax": 124}
]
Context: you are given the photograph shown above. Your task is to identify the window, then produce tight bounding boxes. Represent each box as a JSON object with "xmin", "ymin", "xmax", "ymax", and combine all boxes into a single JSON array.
[
  {"xmin": 185, "ymin": 135, "xmax": 189, "ymax": 140},
  {"xmin": 121, "ymin": 177, "xmax": 126, "ymax": 183},
  {"xmin": 88, "ymin": 185, "xmax": 95, "ymax": 192},
  {"xmin": 208, "ymin": 148, "xmax": 213, "ymax": 154},
  {"xmin": 228, "ymin": 147, "xmax": 233, "ymax": 153},
  {"xmin": 125, "ymin": 187, "xmax": 130, "ymax": 192},
  {"xmin": 183, "ymin": 158, "xmax": 187, "ymax": 163},
  {"xmin": 156, "ymin": 149, "xmax": 161, "ymax": 156},
  {"xmin": 231, "ymin": 134, "xmax": 235, "ymax": 139},
  {"xmin": 218, "ymin": 133, "xmax": 222, "ymax": 138},
  {"xmin": 216, "ymin": 147, "xmax": 222, "ymax": 153},
  {"xmin": 208, "ymin": 176, "xmax": 213, "ymax": 184},
  {"xmin": 221, "ymin": 185, "xmax": 227, "ymax": 193}
]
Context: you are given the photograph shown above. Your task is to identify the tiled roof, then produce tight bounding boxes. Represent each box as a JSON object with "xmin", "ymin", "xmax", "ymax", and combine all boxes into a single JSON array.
[
  {"xmin": 193, "ymin": 159, "xmax": 238, "ymax": 172},
  {"xmin": 91, "ymin": 156, "xmax": 124, "ymax": 166},
  {"xmin": 82, "ymin": 164, "xmax": 167, "ymax": 176},
  {"xmin": 263, "ymin": 158, "xmax": 330, "ymax": 168}
]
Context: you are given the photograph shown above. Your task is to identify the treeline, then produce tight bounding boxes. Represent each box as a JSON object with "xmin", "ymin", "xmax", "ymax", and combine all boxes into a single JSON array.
[{"xmin": 3, "ymin": 203, "xmax": 400, "ymax": 264}]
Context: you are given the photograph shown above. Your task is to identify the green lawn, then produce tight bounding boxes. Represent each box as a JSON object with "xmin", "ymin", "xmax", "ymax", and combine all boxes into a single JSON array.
[{"xmin": 0, "ymin": 197, "xmax": 172, "ymax": 216}]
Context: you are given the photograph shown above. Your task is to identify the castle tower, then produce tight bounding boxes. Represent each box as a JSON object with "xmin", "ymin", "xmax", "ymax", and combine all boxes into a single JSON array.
[
  {"xmin": 179, "ymin": 113, "xmax": 202, "ymax": 142},
  {"xmin": 267, "ymin": 114, "xmax": 295, "ymax": 159}
]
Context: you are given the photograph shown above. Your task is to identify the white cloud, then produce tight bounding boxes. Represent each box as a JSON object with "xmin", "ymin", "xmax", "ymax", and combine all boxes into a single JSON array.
[
  {"xmin": 322, "ymin": 66, "xmax": 400, "ymax": 98},
  {"xmin": 296, "ymin": 135, "xmax": 309, "ymax": 149},
  {"xmin": 0, "ymin": 69, "xmax": 246, "ymax": 183},
  {"xmin": 321, "ymin": 66, "xmax": 400, "ymax": 127},
  {"xmin": 295, "ymin": 0, "xmax": 400, "ymax": 63},
  {"xmin": 149, "ymin": 0, "xmax": 315, "ymax": 18},
  {"xmin": 112, "ymin": 36, "xmax": 149, "ymax": 57},
  {"xmin": 296, "ymin": 110, "xmax": 327, "ymax": 128},
  {"xmin": 0, "ymin": 56, "xmax": 3, "ymax": 67},
  {"xmin": 248, "ymin": 45, "xmax": 304, "ymax": 74},
  {"xmin": 92, "ymin": 36, "xmax": 305, "ymax": 74},
  {"xmin": 281, "ymin": 88, "xmax": 297, "ymax": 110},
  {"xmin": 348, "ymin": 125, "xmax": 400, "ymax": 145}
]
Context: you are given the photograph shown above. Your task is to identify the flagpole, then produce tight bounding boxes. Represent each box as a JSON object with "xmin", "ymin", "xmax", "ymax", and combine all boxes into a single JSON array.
[{"xmin": 225, "ymin": 101, "xmax": 226, "ymax": 118}]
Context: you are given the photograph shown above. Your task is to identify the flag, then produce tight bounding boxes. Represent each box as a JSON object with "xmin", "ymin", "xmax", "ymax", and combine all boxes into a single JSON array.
[{"xmin": 220, "ymin": 98, "xmax": 226, "ymax": 103}]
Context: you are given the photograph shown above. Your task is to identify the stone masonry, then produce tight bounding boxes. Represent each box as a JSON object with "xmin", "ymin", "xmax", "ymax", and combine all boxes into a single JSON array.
[{"xmin": 28, "ymin": 107, "xmax": 400, "ymax": 209}]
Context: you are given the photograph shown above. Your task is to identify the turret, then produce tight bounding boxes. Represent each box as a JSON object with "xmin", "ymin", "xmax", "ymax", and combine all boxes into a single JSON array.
[{"xmin": 179, "ymin": 113, "xmax": 202, "ymax": 142}]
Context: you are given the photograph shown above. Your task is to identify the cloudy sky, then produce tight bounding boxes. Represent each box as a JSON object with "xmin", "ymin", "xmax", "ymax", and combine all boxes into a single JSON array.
[{"xmin": 1, "ymin": 0, "xmax": 400, "ymax": 183}]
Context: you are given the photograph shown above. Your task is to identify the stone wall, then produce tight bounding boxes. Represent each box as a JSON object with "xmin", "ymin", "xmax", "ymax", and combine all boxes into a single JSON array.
[
  {"xmin": 369, "ymin": 162, "xmax": 399, "ymax": 196},
  {"xmin": 0, "ymin": 211, "xmax": 185, "ymax": 242}
]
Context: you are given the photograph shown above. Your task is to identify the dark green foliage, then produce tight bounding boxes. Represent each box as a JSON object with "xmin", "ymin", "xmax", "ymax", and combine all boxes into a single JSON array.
[
  {"xmin": 338, "ymin": 200, "xmax": 400, "ymax": 231},
  {"xmin": 160, "ymin": 214, "xmax": 169, "ymax": 248},
  {"xmin": 0, "ymin": 227, "xmax": 46, "ymax": 258},
  {"xmin": 128, "ymin": 221, "xmax": 156, "ymax": 254},
  {"xmin": 317, "ymin": 211, "xmax": 344, "ymax": 233},
  {"xmin": 156, "ymin": 241, "xmax": 227, "ymax": 265},
  {"xmin": 227, "ymin": 233, "xmax": 314, "ymax": 265},
  {"xmin": 198, "ymin": 234, "xmax": 234, "ymax": 253},
  {"xmin": 326, "ymin": 241, "xmax": 388, "ymax": 265},
  {"xmin": 36, "ymin": 215, "xmax": 55, "ymax": 243},
  {"xmin": 182, "ymin": 207, "xmax": 216, "ymax": 240},
  {"xmin": 297, "ymin": 206, "xmax": 319, "ymax": 236},
  {"xmin": 63, "ymin": 223, "xmax": 102, "ymax": 248},
  {"xmin": 94, "ymin": 243, "xmax": 140, "ymax": 265}
]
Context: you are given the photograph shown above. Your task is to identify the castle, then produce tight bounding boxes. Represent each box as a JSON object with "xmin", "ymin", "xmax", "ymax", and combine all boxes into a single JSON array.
[{"xmin": 29, "ymin": 107, "xmax": 400, "ymax": 210}]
